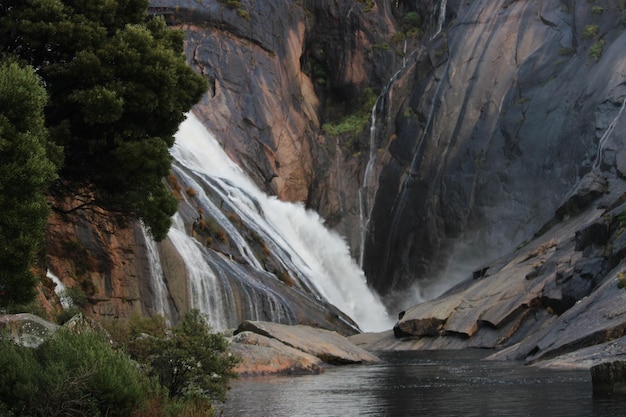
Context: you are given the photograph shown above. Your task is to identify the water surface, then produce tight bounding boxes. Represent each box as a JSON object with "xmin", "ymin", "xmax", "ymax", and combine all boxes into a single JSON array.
[{"xmin": 220, "ymin": 350, "xmax": 626, "ymax": 417}]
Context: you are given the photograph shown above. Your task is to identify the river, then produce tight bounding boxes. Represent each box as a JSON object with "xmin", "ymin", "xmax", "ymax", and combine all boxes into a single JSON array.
[{"xmin": 219, "ymin": 350, "xmax": 626, "ymax": 417}]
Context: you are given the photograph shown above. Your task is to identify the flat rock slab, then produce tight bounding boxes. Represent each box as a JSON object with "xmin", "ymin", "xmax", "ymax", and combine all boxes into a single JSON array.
[
  {"xmin": 230, "ymin": 331, "xmax": 324, "ymax": 376},
  {"xmin": 234, "ymin": 321, "xmax": 380, "ymax": 365}
]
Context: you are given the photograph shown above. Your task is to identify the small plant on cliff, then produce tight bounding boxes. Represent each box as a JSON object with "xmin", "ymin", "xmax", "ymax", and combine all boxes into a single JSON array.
[
  {"xmin": 356, "ymin": 0, "xmax": 375, "ymax": 12},
  {"xmin": 589, "ymin": 39, "xmax": 605, "ymax": 61},
  {"xmin": 322, "ymin": 87, "xmax": 378, "ymax": 146},
  {"xmin": 583, "ymin": 24, "xmax": 600, "ymax": 39},
  {"xmin": 401, "ymin": 11, "xmax": 422, "ymax": 37}
]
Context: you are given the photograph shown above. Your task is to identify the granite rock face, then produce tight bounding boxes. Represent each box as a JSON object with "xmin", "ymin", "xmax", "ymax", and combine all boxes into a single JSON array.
[
  {"xmin": 40, "ymin": 0, "xmax": 626, "ymax": 356},
  {"xmin": 229, "ymin": 331, "xmax": 325, "ymax": 376},
  {"xmin": 149, "ymin": 0, "xmax": 626, "ymax": 311},
  {"xmin": 353, "ymin": 179, "xmax": 626, "ymax": 371},
  {"xmin": 363, "ymin": 0, "xmax": 626, "ymax": 305},
  {"xmin": 234, "ymin": 320, "xmax": 380, "ymax": 366}
]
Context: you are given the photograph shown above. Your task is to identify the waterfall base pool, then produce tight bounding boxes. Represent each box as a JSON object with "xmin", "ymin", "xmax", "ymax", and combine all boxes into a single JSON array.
[{"xmin": 219, "ymin": 350, "xmax": 626, "ymax": 417}]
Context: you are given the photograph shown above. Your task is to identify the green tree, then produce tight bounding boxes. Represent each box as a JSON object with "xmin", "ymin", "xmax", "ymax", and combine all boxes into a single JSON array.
[
  {"xmin": 129, "ymin": 310, "xmax": 240, "ymax": 402},
  {"xmin": 0, "ymin": 0, "xmax": 207, "ymax": 240},
  {"xmin": 0, "ymin": 61, "xmax": 59, "ymax": 307}
]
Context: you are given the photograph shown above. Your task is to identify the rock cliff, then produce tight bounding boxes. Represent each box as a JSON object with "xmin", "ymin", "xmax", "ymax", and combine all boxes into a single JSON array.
[
  {"xmin": 40, "ymin": 0, "xmax": 626, "ymax": 364},
  {"xmin": 148, "ymin": 0, "xmax": 626, "ymax": 310},
  {"xmin": 364, "ymin": 0, "xmax": 626, "ymax": 307}
]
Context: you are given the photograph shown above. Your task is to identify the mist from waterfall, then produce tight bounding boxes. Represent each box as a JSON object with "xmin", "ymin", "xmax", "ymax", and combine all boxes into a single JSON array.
[{"xmin": 166, "ymin": 113, "xmax": 393, "ymax": 332}]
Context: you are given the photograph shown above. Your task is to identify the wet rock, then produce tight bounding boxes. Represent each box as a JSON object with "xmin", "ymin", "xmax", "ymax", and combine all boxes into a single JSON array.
[
  {"xmin": 531, "ymin": 337, "xmax": 626, "ymax": 371},
  {"xmin": 234, "ymin": 321, "xmax": 380, "ymax": 365},
  {"xmin": 555, "ymin": 171, "xmax": 608, "ymax": 221},
  {"xmin": 364, "ymin": 0, "xmax": 626, "ymax": 303},
  {"xmin": 591, "ymin": 361, "xmax": 626, "ymax": 396},
  {"xmin": 575, "ymin": 222, "xmax": 610, "ymax": 251}
]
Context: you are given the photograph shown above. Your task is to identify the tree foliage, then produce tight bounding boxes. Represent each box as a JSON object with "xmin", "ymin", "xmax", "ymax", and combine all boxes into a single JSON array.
[
  {"xmin": 0, "ymin": 0, "xmax": 207, "ymax": 240},
  {"xmin": 0, "ymin": 60, "xmax": 58, "ymax": 307},
  {"xmin": 128, "ymin": 310, "xmax": 240, "ymax": 402}
]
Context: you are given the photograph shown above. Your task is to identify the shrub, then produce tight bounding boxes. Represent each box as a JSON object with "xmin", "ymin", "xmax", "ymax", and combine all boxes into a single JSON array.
[
  {"xmin": 401, "ymin": 11, "xmax": 422, "ymax": 36},
  {"xmin": 583, "ymin": 24, "xmax": 599, "ymax": 39},
  {"xmin": 323, "ymin": 87, "xmax": 378, "ymax": 140},
  {"xmin": 128, "ymin": 310, "xmax": 240, "ymax": 402},
  {"xmin": 0, "ymin": 329, "xmax": 152, "ymax": 417},
  {"xmin": 589, "ymin": 39, "xmax": 605, "ymax": 60}
]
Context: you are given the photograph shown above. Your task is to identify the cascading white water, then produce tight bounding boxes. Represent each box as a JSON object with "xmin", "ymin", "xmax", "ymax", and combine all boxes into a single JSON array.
[
  {"xmin": 170, "ymin": 114, "xmax": 393, "ymax": 332},
  {"xmin": 167, "ymin": 213, "xmax": 230, "ymax": 330},
  {"xmin": 140, "ymin": 225, "xmax": 173, "ymax": 323},
  {"xmin": 46, "ymin": 270, "xmax": 73, "ymax": 309}
]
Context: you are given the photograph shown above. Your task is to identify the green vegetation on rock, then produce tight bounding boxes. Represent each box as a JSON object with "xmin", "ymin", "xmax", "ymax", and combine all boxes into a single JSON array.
[{"xmin": 322, "ymin": 87, "xmax": 378, "ymax": 151}]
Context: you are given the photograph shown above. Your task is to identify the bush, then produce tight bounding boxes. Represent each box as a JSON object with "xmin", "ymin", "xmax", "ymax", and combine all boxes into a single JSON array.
[
  {"xmin": 128, "ymin": 310, "xmax": 240, "ymax": 402},
  {"xmin": 583, "ymin": 24, "xmax": 599, "ymax": 39},
  {"xmin": 0, "ymin": 329, "xmax": 152, "ymax": 417},
  {"xmin": 0, "ymin": 312, "xmax": 238, "ymax": 417},
  {"xmin": 591, "ymin": 6, "xmax": 604, "ymax": 14},
  {"xmin": 323, "ymin": 87, "xmax": 378, "ymax": 140},
  {"xmin": 589, "ymin": 39, "xmax": 605, "ymax": 61}
]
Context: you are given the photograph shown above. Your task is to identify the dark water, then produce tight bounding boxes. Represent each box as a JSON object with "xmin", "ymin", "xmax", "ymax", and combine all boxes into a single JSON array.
[{"xmin": 219, "ymin": 350, "xmax": 626, "ymax": 417}]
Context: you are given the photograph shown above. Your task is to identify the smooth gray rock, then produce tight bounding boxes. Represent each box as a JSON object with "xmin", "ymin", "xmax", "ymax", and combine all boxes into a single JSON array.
[
  {"xmin": 235, "ymin": 320, "xmax": 380, "ymax": 365},
  {"xmin": 229, "ymin": 331, "xmax": 324, "ymax": 376}
]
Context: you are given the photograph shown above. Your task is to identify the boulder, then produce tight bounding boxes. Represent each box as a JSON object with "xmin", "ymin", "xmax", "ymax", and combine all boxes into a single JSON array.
[
  {"xmin": 0, "ymin": 313, "xmax": 59, "ymax": 347},
  {"xmin": 531, "ymin": 336, "xmax": 626, "ymax": 371},
  {"xmin": 234, "ymin": 321, "xmax": 380, "ymax": 365},
  {"xmin": 229, "ymin": 331, "xmax": 324, "ymax": 376},
  {"xmin": 591, "ymin": 361, "xmax": 626, "ymax": 396}
]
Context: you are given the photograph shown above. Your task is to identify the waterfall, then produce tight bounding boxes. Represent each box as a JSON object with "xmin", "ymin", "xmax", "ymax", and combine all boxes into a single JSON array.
[
  {"xmin": 593, "ymin": 97, "xmax": 626, "ymax": 169},
  {"xmin": 358, "ymin": 44, "xmax": 422, "ymax": 267},
  {"xmin": 140, "ymin": 224, "xmax": 174, "ymax": 324},
  {"xmin": 167, "ymin": 214, "xmax": 230, "ymax": 330},
  {"xmin": 432, "ymin": 0, "xmax": 447, "ymax": 39},
  {"xmin": 46, "ymin": 270, "xmax": 73, "ymax": 309},
  {"xmin": 358, "ymin": 102, "xmax": 381, "ymax": 268},
  {"xmin": 168, "ymin": 113, "xmax": 393, "ymax": 332}
]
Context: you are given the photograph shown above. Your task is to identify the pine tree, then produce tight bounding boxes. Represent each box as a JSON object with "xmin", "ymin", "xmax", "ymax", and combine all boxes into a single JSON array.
[
  {"xmin": 0, "ymin": 60, "xmax": 58, "ymax": 307},
  {"xmin": 0, "ymin": 0, "xmax": 207, "ymax": 240}
]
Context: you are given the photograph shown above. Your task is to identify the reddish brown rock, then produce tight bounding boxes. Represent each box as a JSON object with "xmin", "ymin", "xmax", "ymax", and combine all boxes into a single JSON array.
[{"xmin": 230, "ymin": 331, "xmax": 324, "ymax": 376}]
